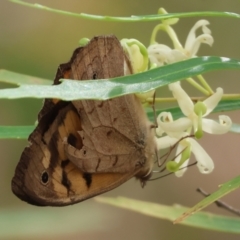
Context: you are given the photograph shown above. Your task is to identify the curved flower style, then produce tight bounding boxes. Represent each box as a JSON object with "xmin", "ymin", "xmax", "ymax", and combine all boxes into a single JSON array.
[{"xmin": 148, "ymin": 19, "xmax": 214, "ymax": 66}]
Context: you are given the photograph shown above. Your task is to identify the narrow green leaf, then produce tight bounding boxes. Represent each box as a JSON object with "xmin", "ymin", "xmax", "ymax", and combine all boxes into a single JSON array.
[
  {"xmin": 214, "ymin": 99, "xmax": 240, "ymax": 112},
  {"xmin": 0, "ymin": 126, "xmax": 34, "ymax": 139},
  {"xmin": 0, "ymin": 70, "xmax": 51, "ymax": 85},
  {"xmin": 147, "ymin": 99, "xmax": 240, "ymax": 121},
  {"xmin": 9, "ymin": 0, "xmax": 240, "ymax": 22},
  {"xmin": 1, "ymin": 98, "xmax": 240, "ymax": 139},
  {"xmin": 174, "ymin": 175, "xmax": 240, "ymax": 224},
  {"xmin": 96, "ymin": 197, "xmax": 240, "ymax": 234},
  {"xmin": 0, "ymin": 57, "xmax": 240, "ymax": 100}
]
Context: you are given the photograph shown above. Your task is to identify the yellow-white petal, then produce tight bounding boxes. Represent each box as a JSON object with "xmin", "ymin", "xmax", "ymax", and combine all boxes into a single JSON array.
[
  {"xmin": 155, "ymin": 135, "xmax": 178, "ymax": 149},
  {"xmin": 202, "ymin": 115, "xmax": 232, "ymax": 134},
  {"xmin": 188, "ymin": 34, "xmax": 214, "ymax": 57},
  {"xmin": 184, "ymin": 20, "xmax": 210, "ymax": 51},
  {"xmin": 148, "ymin": 44, "xmax": 172, "ymax": 66},
  {"xmin": 167, "ymin": 50, "xmax": 186, "ymax": 63},
  {"xmin": 169, "ymin": 82, "xmax": 194, "ymax": 116},
  {"xmin": 203, "ymin": 88, "xmax": 223, "ymax": 115},
  {"xmin": 156, "ymin": 112, "xmax": 192, "ymax": 136},
  {"xmin": 189, "ymin": 138, "xmax": 214, "ymax": 174}
]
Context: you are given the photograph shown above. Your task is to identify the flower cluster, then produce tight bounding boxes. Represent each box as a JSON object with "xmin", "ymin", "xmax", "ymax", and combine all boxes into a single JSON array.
[
  {"xmin": 156, "ymin": 82, "xmax": 231, "ymax": 177},
  {"xmin": 148, "ymin": 19, "xmax": 213, "ymax": 67},
  {"xmin": 120, "ymin": 9, "xmax": 232, "ymax": 177}
]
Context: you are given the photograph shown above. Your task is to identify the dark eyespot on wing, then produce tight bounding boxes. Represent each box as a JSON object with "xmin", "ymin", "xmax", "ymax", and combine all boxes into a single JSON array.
[
  {"xmin": 41, "ymin": 171, "xmax": 49, "ymax": 184},
  {"xmin": 83, "ymin": 173, "xmax": 92, "ymax": 188},
  {"xmin": 67, "ymin": 133, "xmax": 78, "ymax": 147}
]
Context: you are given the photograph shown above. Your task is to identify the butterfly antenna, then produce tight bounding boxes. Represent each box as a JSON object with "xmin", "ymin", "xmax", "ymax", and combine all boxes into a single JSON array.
[
  {"xmin": 155, "ymin": 134, "xmax": 195, "ymax": 168},
  {"xmin": 148, "ymin": 161, "xmax": 197, "ymax": 181}
]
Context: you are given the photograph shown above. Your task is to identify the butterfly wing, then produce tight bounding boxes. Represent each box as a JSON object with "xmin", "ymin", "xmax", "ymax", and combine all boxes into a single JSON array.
[{"xmin": 12, "ymin": 36, "xmax": 142, "ymax": 206}]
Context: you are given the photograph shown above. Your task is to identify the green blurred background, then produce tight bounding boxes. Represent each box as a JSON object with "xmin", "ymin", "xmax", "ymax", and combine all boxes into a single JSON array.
[{"xmin": 1, "ymin": 0, "xmax": 240, "ymax": 239}]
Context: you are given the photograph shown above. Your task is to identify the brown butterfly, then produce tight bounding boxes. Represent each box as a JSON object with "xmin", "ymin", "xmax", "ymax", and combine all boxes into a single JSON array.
[{"xmin": 12, "ymin": 36, "xmax": 157, "ymax": 206}]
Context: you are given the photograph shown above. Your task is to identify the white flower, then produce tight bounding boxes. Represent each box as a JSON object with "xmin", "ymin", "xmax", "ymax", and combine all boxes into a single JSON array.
[
  {"xmin": 155, "ymin": 82, "xmax": 232, "ymax": 176},
  {"xmin": 148, "ymin": 20, "xmax": 214, "ymax": 66},
  {"xmin": 148, "ymin": 12, "xmax": 231, "ymax": 177},
  {"xmin": 168, "ymin": 82, "xmax": 232, "ymax": 138}
]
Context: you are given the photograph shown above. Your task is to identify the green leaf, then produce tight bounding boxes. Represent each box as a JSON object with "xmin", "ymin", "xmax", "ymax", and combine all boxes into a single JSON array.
[
  {"xmin": 1, "ymin": 98, "xmax": 240, "ymax": 139},
  {"xmin": 9, "ymin": 0, "xmax": 240, "ymax": 22},
  {"xmin": 1, "ymin": 57, "xmax": 240, "ymax": 100},
  {"xmin": 0, "ymin": 70, "xmax": 51, "ymax": 85},
  {"xmin": 147, "ymin": 99, "xmax": 240, "ymax": 121},
  {"xmin": 0, "ymin": 126, "xmax": 34, "ymax": 139},
  {"xmin": 96, "ymin": 197, "xmax": 240, "ymax": 234},
  {"xmin": 174, "ymin": 175, "xmax": 240, "ymax": 224}
]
